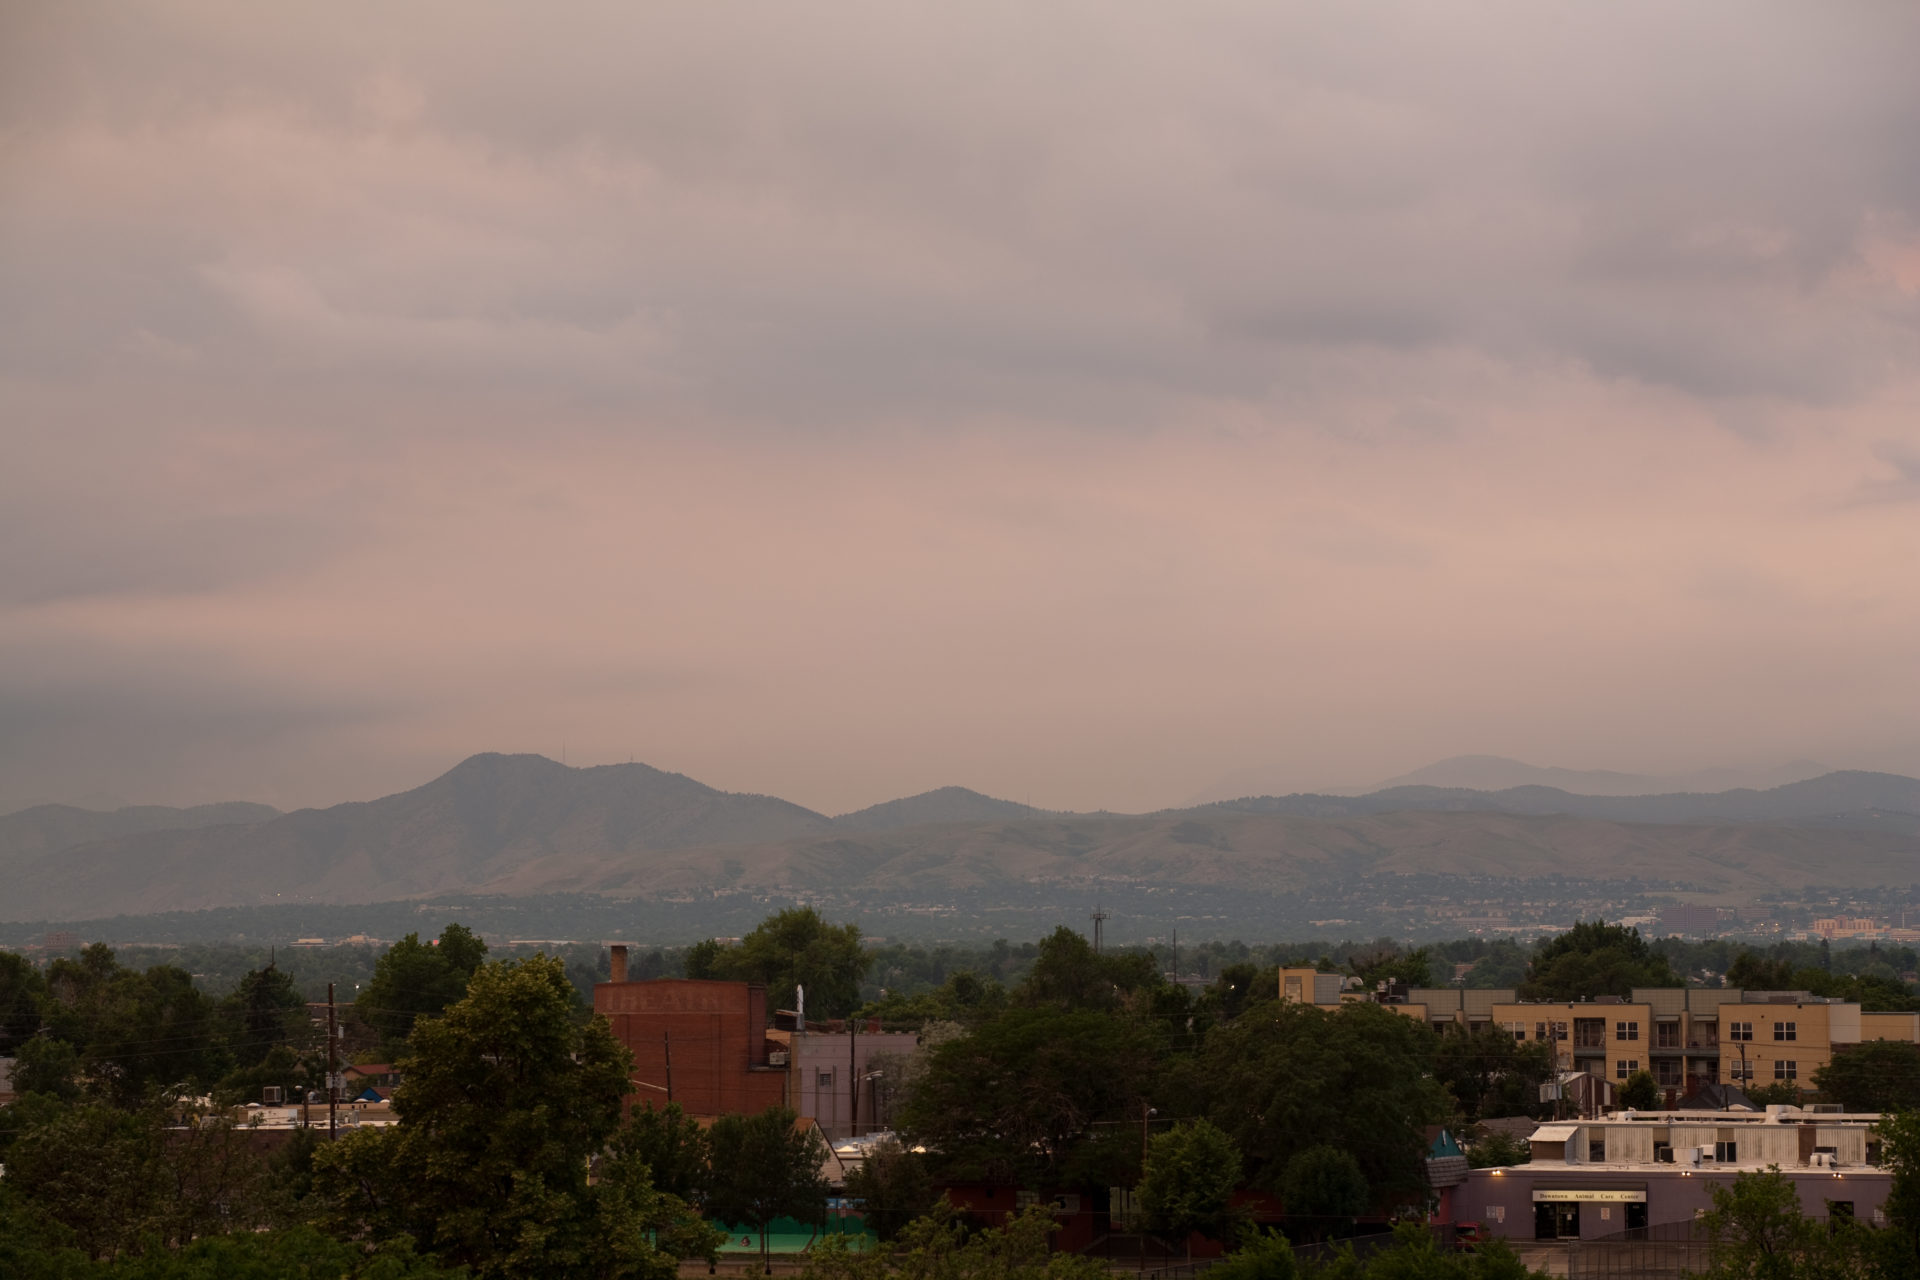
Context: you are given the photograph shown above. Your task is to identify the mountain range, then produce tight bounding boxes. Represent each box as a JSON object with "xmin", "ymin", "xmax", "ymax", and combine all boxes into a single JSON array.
[{"xmin": 3, "ymin": 754, "xmax": 1916, "ymax": 922}]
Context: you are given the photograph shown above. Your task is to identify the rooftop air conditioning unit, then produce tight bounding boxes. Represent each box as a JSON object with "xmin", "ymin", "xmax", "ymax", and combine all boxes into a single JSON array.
[
  {"xmin": 768, "ymin": 1051, "xmax": 789, "ymax": 1067},
  {"xmin": 262, "ymin": 1086, "xmax": 283, "ymax": 1105},
  {"xmin": 1811, "ymin": 1153, "xmax": 1832, "ymax": 1168},
  {"xmin": 1686, "ymin": 1147, "xmax": 1705, "ymax": 1166}
]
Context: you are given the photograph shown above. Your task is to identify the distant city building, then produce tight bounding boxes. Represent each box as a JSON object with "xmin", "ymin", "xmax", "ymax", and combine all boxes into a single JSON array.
[{"xmin": 1658, "ymin": 904, "xmax": 1723, "ymax": 935}]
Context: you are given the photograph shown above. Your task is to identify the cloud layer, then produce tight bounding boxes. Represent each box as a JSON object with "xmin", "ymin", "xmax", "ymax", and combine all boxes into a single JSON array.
[{"xmin": 3, "ymin": 1, "xmax": 1919, "ymax": 813}]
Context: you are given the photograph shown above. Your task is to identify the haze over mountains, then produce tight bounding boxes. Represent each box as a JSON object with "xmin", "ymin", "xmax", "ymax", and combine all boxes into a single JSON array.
[{"xmin": 3, "ymin": 753, "xmax": 1918, "ymax": 923}]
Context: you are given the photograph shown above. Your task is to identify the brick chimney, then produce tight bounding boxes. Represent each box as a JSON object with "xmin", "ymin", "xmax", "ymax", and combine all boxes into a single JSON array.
[{"xmin": 609, "ymin": 943, "xmax": 628, "ymax": 984}]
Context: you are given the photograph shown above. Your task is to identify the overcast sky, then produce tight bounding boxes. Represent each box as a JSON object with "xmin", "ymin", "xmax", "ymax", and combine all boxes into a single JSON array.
[{"xmin": 3, "ymin": 1, "xmax": 1919, "ymax": 815}]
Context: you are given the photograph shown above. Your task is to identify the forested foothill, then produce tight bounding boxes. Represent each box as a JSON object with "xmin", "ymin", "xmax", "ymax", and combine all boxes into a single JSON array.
[{"xmin": 3, "ymin": 914, "xmax": 1920, "ymax": 1277}]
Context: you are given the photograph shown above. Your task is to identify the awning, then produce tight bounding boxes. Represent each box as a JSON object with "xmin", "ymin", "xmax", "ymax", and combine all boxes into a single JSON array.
[{"xmin": 1531, "ymin": 1125, "xmax": 1580, "ymax": 1142}]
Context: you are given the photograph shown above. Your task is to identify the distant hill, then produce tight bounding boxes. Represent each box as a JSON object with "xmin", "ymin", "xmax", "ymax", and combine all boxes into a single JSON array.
[
  {"xmin": 0, "ymin": 801, "xmax": 280, "ymax": 876},
  {"xmin": 1197, "ymin": 770, "xmax": 1920, "ymax": 827},
  {"xmin": 5, "ymin": 755, "xmax": 1918, "ymax": 922},
  {"xmin": 834, "ymin": 787, "xmax": 1044, "ymax": 831},
  {"xmin": 472, "ymin": 808, "xmax": 1920, "ymax": 901},
  {"xmin": 2, "ymin": 754, "xmax": 830, "ymax": 920},
  {"xmin": 1365, "ymin": 754, "xmax": 1833, "ymax": 797}
]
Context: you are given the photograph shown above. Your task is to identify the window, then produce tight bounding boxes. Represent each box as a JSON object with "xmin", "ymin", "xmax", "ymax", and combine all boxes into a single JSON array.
[
  {"xmin": 817, "ymin": 1070, "xmax": 834, "ymax": 1087},
  {"xmin": 1616, "ymin": 1059, "xmax": 1639, "ymax": 1079},
  {"xmin": 1730, "ymin": 1060, "xmax": 1754, "ymax": 1081},
  {"xmin": 1656, "ymin": 1059, "xmax": 1684, "ymax": 1086},
  {"xmin": 1589, "ymin": 1140, "xmax": 1606, "ymax": 1162},
  {"xmin": 1774, "ymin": 1022, "xmax": 1797, "ymax": 1042},
  {"xmin": 1729, "ymin": 1021, "xmax": 1754, "ymax": 1041},
  {"xmin": 1656, "ymin": 1023, "xmax": 1681, "ymax": 1048},
  {"xmin": 1616, "ymin": 1021, "xmax": 1640, "ymax": 1041},
  {"xmin": 1536, "ymin": 1022, "xmax": 1547, "ymax": 1042},
  {"xmin": 1775, "ymin": 1060, "xmax": 1798, "ymax": 1080},
  {"xmin": 1505, "ymin": 1021, "xmax": 1526, "ymax": 1041},
  {"xmin": 1716, "ymin": 1141, "xmax": 1738, "ymax": 1162}
]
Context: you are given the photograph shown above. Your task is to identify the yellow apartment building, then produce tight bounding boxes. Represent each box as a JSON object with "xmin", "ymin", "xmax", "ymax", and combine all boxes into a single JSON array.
[{"xmin": 1281, "ymin": 973, "xmax": 1917, "ymax": 1099}]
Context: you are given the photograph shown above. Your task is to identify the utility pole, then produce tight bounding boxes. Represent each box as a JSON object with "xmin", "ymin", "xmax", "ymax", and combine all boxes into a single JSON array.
[
  {"xmin": 849, "ymin": 1018, "xmax": 859, "ymax": 1139},
  {"xmin": 664, "ymin": 1032, "xmax": 674, "ymax": 1103},
  {"xmin": 327, "ymin": 982, "xmax": 338, "ymax": 1141}
]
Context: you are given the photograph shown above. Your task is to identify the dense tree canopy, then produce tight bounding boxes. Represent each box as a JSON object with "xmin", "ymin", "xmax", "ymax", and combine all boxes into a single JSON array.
[
  {"xmin": 687, "ymin": 906, "xmax": 869, "ymax": 1017},
  {"xmin": 1432, "ymin": 1024, "xmax": 1553, "ymax": 1121},
  {"xmin": 1813, "ymin": 1042, "xmax": 1920, "ymax": 1113},
  {"xmin": 706, "ymin": 1106, "xmax": 830, "ymax": 1270},
  {"xmin": 1186, "ymin": 1001, "xmax": 1450, "ymax": 1207},
  {"xmin": 1518, "ymin": 920, "xmax": 1679, "ymax": 1000},
  {"xmin": 354, "ymin": 924, "xmax": 489, "ymax": 1052},
  {"xmin": 1137, "ymin": 1120, "xmax": 1244, "ymax": 1251},
  {"xmin": 899, "ymin": 1005, "xmax": 1160, "ymax": 1188},
  {"xmin": 316, "ymin": 953, "xmax": 669, "ymax": 1280}
]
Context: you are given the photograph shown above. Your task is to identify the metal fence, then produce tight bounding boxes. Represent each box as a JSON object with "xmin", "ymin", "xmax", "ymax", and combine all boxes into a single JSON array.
[{"xmin": 1566, "ymin": 1221, "xmax": 1712, "ymax": 1279}]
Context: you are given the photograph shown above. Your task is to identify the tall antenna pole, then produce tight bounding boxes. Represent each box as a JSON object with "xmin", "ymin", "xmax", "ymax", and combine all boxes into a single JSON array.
[
  {"xmin": 327, "ymin": 982, "xmax": 338, "ymax": 1141},
  {"xmin": 1091, "ymin": 904, "xmax": 1108, "ymax": 954}
]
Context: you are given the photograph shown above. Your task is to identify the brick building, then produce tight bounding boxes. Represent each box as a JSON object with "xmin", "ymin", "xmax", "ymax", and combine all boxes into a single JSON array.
[{"xmin": 594, "ymin": 950, "xmax": 788, "ymax": 1117}]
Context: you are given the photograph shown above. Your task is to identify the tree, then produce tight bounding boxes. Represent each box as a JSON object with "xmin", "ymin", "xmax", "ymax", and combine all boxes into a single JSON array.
[
  {"xmin": 1466, "ymin": 1132, "xmax": 1531, "ymax": 1169},
  {"xmin": 1432, "ymin": 1024, "xmax": 1553, "ymax": 1121},
  {"xmin": 615, "ymin": 1100, "xmax": 712, "ymax": 1205},
  {"xmin": 1697, "ymin": 1166, "xmax": 1860, "ymax": 1280},
  {"xmin": 899, "ymin": 1006, "xmax": 1159, "ymax": 1188},
  {"xmin": 1280, "ymin": 1145, "xmax": 1369, "ymax": 1234},
  {"xmin": 1875, "ymin": 1111, "xmax": 1920, "ymax": 1279},
  {"xmin": 315, "ymin": 953, "xmax": 673, "ymax": 1280},
  {"xmin": 1206, "ymin": 1230, "xmax": 1302, "ymax": 1280},
  {"xmin": 1349, "ymin": 942, "xmax": 1433, "ymax": 991},
  {"xmin": 1137, "ymin": 1120, "xmax": 1243, "ymax": 1256},
  {"xmin": 10, "ymin": 1032, "xmax": 82, "ymax": 1101},
  {"xmin": 705, "ymin": 1106, "xmax": 830, "ymax": 1273},
  {"xmin": 892, "ymin": 1201, "xmax": 1109, "ymax": 1280},
  {"xmin": 1617, "ymin": 1070, "xmax": 1661, "ymax": 1111},
  {"xmin": 844, "ymin": 1136, "xmax": 938, "ymax": 1242},
  {"xmin": 1813, "ymin": 1041, "xmax": 1920, "ymax": 1113},
  {"xmin": 354, "ymin": 926, "xmax": 487, "ymax": 1052},
  {"xmin": 221, "ymin": 961, "xmax": 309, "ymax": 1069},
  {"xmin": 1727, "ymin": 952, "xmax": 1796, "ymax": 991},
  {"xmin": 0, "ymin": 949, "xmax": 46, "ymax": 1054},
  {"xmin": 689, "ymin": 907, "xmax": 869, "ymax": 1017},
  {"xmin": 1519, "ymin": 921, "xmax": 1679, "ymax": 1001},
  {"xmin": 1020, "ymin": 927, "xmax": 1160, "ymax": 1010},
  {"xmin": 1191, "ymin": 1002, "xmax": 1450, "ymax": 1208}
]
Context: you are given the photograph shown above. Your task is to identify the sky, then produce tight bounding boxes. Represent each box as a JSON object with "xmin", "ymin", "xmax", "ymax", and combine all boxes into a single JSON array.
[{"xmin": 3, "ymin": 1, "xmax": 1919, "ymax": 817}]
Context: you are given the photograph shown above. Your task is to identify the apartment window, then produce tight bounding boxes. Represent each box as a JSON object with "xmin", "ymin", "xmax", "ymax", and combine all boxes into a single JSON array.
[
  {"xmin": 1505, "ymin": 1021, "xmax": 1526, "ymax": 1041},
  {"xmin": 1730, "ymin": 1061, "xmax": 1754, "ymax": 1081},
  {"xmin": 1656, "ymin": 1059, "xmax": 1683, "ymax": 1086},
  {"xmin": 1656, "ymin": 1023, "xmax": 1681, "ymax": 1048},
  {"xmin": 1716, "ymin": 1141, "xmax": 1739, "ymax": 1163},
  {"xmin": 1774, "ymin": 1022, "xmax": 1797, "ymax": 1042},
  {"xmin": 1616, "ymin": 1021, "xmax": 1639, "ymax": 1041},
  {"xmin": 1616, "ymin": 1059, "xmax": 1639, "ymax": 1079},
  {"xmin": 1729, "ymin": 1022, "xmax": 1754, "ymax": 1041},
  {"xmin": 817, "ymin": 1070, "xmax": 834, "ymax": 1087},
  {"xmin": 1775, "ymin": 1061, "xmax": 1798, "ymax": 1081},
  {"xmin": 1553, "ymin": 1021, "xmax": 1569, "ymax": 1041}
]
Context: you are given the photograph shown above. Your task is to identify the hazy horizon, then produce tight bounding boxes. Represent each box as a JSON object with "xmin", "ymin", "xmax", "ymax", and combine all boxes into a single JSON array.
[{"xmin": 5, "ymin": 3, "xmax": 1919, "ymax": 816}]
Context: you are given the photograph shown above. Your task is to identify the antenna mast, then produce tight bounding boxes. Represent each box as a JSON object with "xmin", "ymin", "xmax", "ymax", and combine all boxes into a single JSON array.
[{"xmin": 1090, "ymin": 903, "xmax": 1108, "ymax": 954}]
